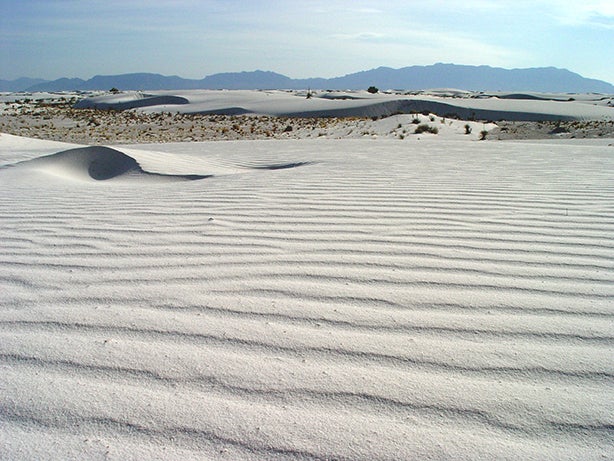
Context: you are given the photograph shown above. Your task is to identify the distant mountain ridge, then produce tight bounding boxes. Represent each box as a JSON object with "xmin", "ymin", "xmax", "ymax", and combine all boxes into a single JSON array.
[
  {"xmin": 0, "ymin": 77, "xmax": 48, "ymax": 92},
  {"xmin": 3, "ymin": 64, "xmax": 614, "ymax": 93}
]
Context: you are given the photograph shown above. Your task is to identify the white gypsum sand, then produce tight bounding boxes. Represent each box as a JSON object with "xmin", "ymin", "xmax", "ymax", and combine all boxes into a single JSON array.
[
  {"xmin": 3, "ymin": 90, "xmax": 613, "ymax": 145},
  {"xmin": 0, "ymin": 127, "xmax": 613, "ymax": 460},
  {"xmin": 73, "ymin": 89, "xmax": 614, "ymax": 121}
]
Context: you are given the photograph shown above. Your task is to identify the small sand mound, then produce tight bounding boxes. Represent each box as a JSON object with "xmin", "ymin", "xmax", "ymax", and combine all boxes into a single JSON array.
[
  {"xmin": 17, "ymin": 146, "xmax": 139, "ymax": 180},
  {"xmin": 2, "ymin": 146, "xmax": 208, "ymax": 182}
]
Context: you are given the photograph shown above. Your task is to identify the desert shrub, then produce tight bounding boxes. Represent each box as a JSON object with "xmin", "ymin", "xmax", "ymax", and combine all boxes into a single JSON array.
[
  {"xmin": 549, "ymin": 126, "xmax": 568, "ymax": 134},
  {"xmin": 411, "ymin": 117, "xmax": 420, "ymax": 124},
  {"xmin": 479, "ymin": 129, "xmax": 488, "ymax": 140},
  {"xmin": 415, "ymin": 124, "xmax": 438, "ymax": 134},
  {"xmin": 429, "ymin": 115, "xmax": 435, "ymax": 121},
  {"xmin": 367, "ymin": 86, "xmax": 379, "ymax": 94},
  {"xmin": 464, "ymin": 124, "xmax": 472, "ymax": 134}
]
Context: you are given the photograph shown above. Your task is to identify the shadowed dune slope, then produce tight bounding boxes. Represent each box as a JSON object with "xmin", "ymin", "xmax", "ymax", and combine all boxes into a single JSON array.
[
  {"xmin": 74, "ymin": 89, "xmax": 614, "ymax": 121},
  {"xmin": 0, "ymin": 143, "xmax": 315, "ymax": 183},
  {"xmin": 0, "ymin": 146, "xmax": 209, "ymax": 182},
  {"xmin": 74, "ymin": 93, "xmax": 189, "ymax": 110}
]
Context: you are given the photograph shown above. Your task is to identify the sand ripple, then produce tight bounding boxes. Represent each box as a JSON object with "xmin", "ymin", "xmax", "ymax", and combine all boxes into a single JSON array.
[{"xmin": 1, "ymin": 138, "xmax": 613, "ymax": 460}]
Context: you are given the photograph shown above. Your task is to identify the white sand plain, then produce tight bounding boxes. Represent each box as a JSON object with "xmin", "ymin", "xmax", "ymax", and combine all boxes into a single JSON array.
[{"xmin": 1, "ymin": 90, "xmax": 613, "ymax": 460}]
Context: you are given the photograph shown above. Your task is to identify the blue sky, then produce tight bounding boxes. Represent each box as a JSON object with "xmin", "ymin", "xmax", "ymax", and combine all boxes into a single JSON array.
[{"xmin": 1, "ymin": 0, "xmax": 613, "ymax": 83}]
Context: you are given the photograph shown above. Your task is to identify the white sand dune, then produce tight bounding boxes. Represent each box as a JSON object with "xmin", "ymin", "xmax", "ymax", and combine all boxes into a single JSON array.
[
  {"xmin": 1, "ymin": 145, "xmax": 210, "ymax": 182},
  {"xmin": 1, "ymin": 133, "xmax": 613, "ymax": 460},
  {"xmin": 74, "ymin": 89, "xmax": 614, "ymax": 121},
  {"xmin": 0, "ymin": 142, "xmax": 314, "ymax": 183},
  {"xmin": 73, "ymin": 92, "xmax": 190, "ymax": 110}
]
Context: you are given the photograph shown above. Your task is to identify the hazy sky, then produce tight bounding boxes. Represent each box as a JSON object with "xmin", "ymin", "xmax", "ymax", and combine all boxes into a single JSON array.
[{"xmin": 1, "ymin": 0, "xmax": 613, "ymax": 83}]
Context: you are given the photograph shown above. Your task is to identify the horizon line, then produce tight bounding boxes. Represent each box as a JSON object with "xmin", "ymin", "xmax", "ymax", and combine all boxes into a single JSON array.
[{"xmin": 3, "ymin": 63, "xmax": 613, "ymax": 86}]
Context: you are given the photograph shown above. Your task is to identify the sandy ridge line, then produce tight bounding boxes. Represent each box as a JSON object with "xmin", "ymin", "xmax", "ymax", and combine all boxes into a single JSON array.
[
  {"xmin": 2, "ymin": 302, "xmax": 612, "ymax": 343},
  {"xmin": 3, "ymin": 355, "xmax": 613, "ymax": 442},
  {"xmin": 2, "ymin": 322, "xmax": 611, "ymax": 381}
]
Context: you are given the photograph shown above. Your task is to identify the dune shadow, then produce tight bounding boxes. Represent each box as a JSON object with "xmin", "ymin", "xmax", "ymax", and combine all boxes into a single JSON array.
[
  {"xmin": 193, "ymin": 107, "xmax": 250, "ymax": 116},
  {"xmin": 86, "ymin": 149, "xmax": 140, "ymax": 179},
  {"xmin": 1, "ymin": 145, "xmax": 317, "ymax": 184},
  {"xmin": 2, "ymin": 146, "xmax": 209, "ymax": 182},
  {"xmin": 251, "ymin": 161, "xmax": 314, "ymax": 171},
  {"xmin": 74, "ymin": 94, "xmax": 189, "ymax": 110}
]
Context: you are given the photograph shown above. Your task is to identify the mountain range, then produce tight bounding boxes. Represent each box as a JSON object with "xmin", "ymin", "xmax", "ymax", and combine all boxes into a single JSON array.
[{"xmin": 2, "ymin": 64, "xmax": 613, "ymax": 93}]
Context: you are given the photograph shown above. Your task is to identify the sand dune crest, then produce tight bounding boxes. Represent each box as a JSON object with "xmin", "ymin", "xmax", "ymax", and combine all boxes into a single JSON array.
[
  {"xmin": 74, "ymin": 92, "xmax": 189, "ymax": 110},
  {"xmin": 0, "ymin": 144, "xmax": 316, "ymax": 183},
  {"xmin": 1, "ymin": 146, "xmax": 208, "ymax": 182}
]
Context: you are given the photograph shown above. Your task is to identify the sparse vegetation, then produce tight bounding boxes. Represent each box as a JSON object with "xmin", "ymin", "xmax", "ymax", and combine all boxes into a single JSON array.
[
  {"xmin": 414, "ymin": 124, "xmax": 439, "ymax": 135},
  {"xmin": 464, "ymin": 124, "xmax": 472, "ymax": 135},
  {"xmin": 4, "ymin": 94, "xmax": 613, "ymax": 144},
  {"xmin": 549, "ymin": 125, "xmax": 569, "ymax": 134},
  {"xmin": 367, "ymin": 86, "xmax": 379, "ymax": 94}
]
